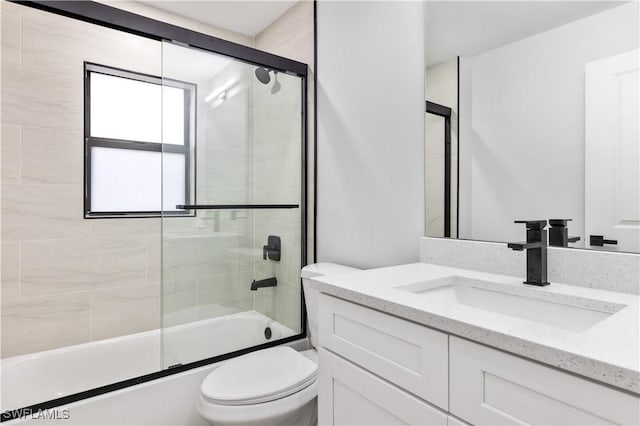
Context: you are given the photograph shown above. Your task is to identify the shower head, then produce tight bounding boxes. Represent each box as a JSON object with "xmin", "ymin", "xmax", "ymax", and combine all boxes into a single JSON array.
[
  {"xmin": 271, "ymin": 72, "xmax": 281, "ymax": 94},
  {"xmin": 255, "ymin": 67, "xmax": 271, "ymax": 84}
]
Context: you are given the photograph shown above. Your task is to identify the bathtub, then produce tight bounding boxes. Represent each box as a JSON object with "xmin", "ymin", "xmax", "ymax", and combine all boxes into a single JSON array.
[{"xmin": 1, "ymin": 310, "xmax": 295, "ymax": 412}]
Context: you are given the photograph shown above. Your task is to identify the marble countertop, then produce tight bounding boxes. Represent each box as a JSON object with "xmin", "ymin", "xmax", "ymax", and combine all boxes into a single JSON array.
[{"xmin": 310, "ymin": 263, "xmax": 640, "ymax": 394}]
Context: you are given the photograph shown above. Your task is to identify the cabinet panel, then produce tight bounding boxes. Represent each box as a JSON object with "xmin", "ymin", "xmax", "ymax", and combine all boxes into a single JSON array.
[
  {"xmin": 319, "ymin": 294, "xmax": 449, "ymax": 410},
  {"xmin": 318, "ymin": 348, "xmax": 448, "ymax": 426},
  {"xmin": 450, "ymin": 337, "xmax": 640, "ymax": 425}
]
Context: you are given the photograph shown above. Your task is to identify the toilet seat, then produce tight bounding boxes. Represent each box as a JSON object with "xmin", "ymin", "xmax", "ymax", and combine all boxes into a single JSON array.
[
  {"xmin": 201, "ymin": 346, "xmax": 317, "ymax": 406},
  {"xmin": 198, "ymin": 379, "xmax": 318, "ymax": 426}
]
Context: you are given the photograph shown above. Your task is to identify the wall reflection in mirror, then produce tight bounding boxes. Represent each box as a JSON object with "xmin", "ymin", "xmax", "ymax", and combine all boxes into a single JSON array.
[{"xmin": 425, "ymin": 1, "xmax": 639, "ymax": 253}]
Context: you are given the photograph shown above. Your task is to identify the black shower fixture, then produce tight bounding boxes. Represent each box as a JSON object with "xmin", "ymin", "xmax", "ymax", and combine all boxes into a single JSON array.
[
  {"xmin": 255, "ymin": 66, "xmax": 272, "ymax": 84},
  {"xmin": 255, "ymin": 67, "xmax": 281, "ymax": 94}
]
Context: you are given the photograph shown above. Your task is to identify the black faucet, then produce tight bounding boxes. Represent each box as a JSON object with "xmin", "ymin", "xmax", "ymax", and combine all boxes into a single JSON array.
[
  {"xmin": 549, "ymin": 219, "xmax": 581, "ymax": 247},
  {"xmin": 508, "ymin": 220, "xmax": 550, "ymax": 286},
  {"xmin": 250, "ymin": 277, "xmax": 277, "ymax": 291}
]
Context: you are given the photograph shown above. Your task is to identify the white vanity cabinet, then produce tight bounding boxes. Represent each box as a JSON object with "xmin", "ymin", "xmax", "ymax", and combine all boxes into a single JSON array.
[
  {"xmin": 449, "ymin": 336, "xmax": 640, "ymax": 425},
  {"xmin": 317, "ymin": 294, "xmax": 449, "ymax": 425},
  {"xmin": 318, "ymin": 348, "xmax": 448, "ymax": 425},
  {"xmin": 317, "ymin": 293, "xmax": 640, "ymax": 426}
]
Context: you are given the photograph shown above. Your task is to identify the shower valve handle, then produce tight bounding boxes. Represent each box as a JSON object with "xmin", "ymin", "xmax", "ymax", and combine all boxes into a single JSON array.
[{"xmin": 262, "ymin": 235, "xmax": 281, "ymax": 261}]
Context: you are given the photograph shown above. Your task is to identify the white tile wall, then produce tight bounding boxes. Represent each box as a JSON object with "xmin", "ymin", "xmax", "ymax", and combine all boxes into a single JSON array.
[
  {"xmin": 0, "ymin": 1, "xmax": 21, "ymax": 68},
  {"xmin": 1, "ymin": 292, "xmax": 91, "ymax": 358},
  {"xmin": 2, "ymin": 183, "xmax": 91, "ymax": 241},
  {"xmin": 0, "ymin": 3, "xmax": 164, "ymax": 357},
  {"xmin": 1, "ymin": 66, "xmax": 83, "ymax": 131},
  {"xmin": 20, "ymin": 237, "xmax": 148, "ymax": 297},
  {"xmin": 1, "ymin": 124, "xmax": 20, "ymax": 184},
  {"xmin": 1, "ymin": 241, "xmax": 20, "ymax": 301},
  {"xmin": 90, "ymin": 283, "xmax": 160, "ymax": 341},
  {"xmin": 21, "ymin": 127, "xmax": 83, "ymax": 184}
]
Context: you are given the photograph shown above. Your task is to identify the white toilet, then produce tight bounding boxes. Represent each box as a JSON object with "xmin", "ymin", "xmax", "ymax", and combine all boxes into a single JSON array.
[{"xmin": 197, "ymin": 263, "xmax": 360, "ymax": 426}]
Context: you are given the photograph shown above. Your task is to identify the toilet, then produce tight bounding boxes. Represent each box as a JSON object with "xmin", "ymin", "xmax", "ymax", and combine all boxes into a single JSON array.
[{"xmin": 197, "ymin": 263, "xmax": 360, "ymax": 426}]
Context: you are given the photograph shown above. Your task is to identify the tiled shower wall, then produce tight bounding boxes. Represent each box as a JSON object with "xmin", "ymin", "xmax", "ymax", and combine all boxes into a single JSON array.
[
  {"xmin": 253, "ymin": 0, "xmax": 315, "ymax": 333},
  {"xmin": 0, "ymin": 2, "xmax": 165, "ymax": 358},
  {"xmin": 1, "ymin": 0, "xmax": 314, "ymax": 358}
]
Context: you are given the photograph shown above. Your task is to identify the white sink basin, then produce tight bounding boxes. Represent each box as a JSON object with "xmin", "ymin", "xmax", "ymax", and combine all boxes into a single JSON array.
[{"xmin": 395, "ymin": 276, "xmax": 626, "ymax": 332}]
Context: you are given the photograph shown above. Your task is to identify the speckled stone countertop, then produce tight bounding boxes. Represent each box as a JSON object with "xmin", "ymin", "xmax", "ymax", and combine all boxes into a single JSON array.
[{"xmin": 310, "ymin": 263, "xmax": 640, "ymax": 394}]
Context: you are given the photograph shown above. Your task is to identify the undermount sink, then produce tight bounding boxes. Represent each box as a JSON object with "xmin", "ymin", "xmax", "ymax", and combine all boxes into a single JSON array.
[{"xmin": 395, "ymin": 276, "xmax": 627, "ymax": 332}]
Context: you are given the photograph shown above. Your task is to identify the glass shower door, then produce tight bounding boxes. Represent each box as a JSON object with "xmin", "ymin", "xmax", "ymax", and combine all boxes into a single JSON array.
[{"xmin": 160, "ymin": 41, "xmax": 304, "ymax": 368}]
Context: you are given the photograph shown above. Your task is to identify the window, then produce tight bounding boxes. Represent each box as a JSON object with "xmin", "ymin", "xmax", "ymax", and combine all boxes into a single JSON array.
[{"xmin": 84, "ymin": 63, "xmax": 195, "ymax": 218}]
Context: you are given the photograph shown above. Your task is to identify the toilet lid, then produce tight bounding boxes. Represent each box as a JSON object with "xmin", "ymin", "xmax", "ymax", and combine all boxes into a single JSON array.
[{"xmin": 201, "ymin": 346, "xmax": 317, "ymax": 406}]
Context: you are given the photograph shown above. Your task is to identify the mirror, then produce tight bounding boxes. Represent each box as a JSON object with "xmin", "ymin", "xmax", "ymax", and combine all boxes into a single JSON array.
[{"xmin": 424, "ymin": 1, "xmax": 639, "ymax": 253}]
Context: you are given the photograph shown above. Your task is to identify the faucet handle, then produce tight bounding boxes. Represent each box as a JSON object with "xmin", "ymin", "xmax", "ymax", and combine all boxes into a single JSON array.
[
  {"xmin": 549, "ymin": 219, "xmax": 572, "ymax": 227},
  {"xmin": 514, "ymin": 220, "xmax": 547, "ymax": 230},
  {"xmin": 589, "ymin": 235, "xmax": 618, "ymax": 247}
]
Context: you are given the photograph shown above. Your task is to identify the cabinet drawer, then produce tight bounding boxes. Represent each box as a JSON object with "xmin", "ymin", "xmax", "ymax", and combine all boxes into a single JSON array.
[
  {"xmin": 319, "ymin": 294, "xmax": 448, "ymax": 409},
  {"xmin": 318, "ymin": 348, "xmax": 448, "ymax": 426},
  {"xmin": 450, "ymin": 336, "xmax": 640, "ymax": 425}
]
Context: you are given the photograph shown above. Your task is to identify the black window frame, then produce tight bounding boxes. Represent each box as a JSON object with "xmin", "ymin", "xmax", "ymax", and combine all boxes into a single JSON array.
[{"xmin": 84, "ymin": 62, "xmax": 197, "ymax": 219}]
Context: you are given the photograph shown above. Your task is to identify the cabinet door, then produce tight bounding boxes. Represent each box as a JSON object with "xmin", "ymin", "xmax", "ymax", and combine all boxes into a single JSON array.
[
  {"xmin": 450, "ymin": 337, "xmax": 640, "ymax": 425},
  {"xmin": 319, "ymin": 294, "xmax": 449, "ymax": 410},
  {"xmin": 318, "ymin": 348, "xmax": 448, "ymax": 426}
]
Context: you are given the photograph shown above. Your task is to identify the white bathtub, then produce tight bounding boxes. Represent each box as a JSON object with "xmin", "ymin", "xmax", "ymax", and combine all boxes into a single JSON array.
[{"xmin": 1, "ymin": 310, "xmax": 294, "ymax": 411}]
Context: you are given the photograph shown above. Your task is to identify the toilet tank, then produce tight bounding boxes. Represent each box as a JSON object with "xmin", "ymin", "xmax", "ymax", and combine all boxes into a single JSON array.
[{"xmin": 301, "ymin": 263, "xmax": 360, "ymax": 348}]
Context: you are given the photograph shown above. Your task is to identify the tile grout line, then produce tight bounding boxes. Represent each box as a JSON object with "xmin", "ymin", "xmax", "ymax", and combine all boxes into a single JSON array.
[
  {"xmin": 17, "ymin": 240, "xmax": 22, "ymax": 300},
  {"xmin": 89, "ymin": 290, "xmax": 94, "ymax": 342}
]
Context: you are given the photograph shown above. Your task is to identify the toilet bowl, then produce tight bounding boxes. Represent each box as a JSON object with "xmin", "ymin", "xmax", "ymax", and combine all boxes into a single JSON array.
[{"xmin": 197, "ymin": 263, "xmax": 360, "ymax": 426}]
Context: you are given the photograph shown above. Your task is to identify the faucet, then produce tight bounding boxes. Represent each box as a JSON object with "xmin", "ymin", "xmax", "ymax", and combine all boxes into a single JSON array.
[
  {"xmin": 507, "ymin": 220, "xmax": 550, "ymax": 286},
  {"xmin": 549, "ymin": 219, "xmax": 580, "ymax": 247},
  {"xmin": 250, "ymin": 277, "xmax": 278, "ymax": 291}
]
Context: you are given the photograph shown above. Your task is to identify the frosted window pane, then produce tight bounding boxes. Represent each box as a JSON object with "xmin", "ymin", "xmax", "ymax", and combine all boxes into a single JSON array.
[
  {"xmin": 163, "ymin": 87, "xmax": 185, "ymax": 145},
  {"xmin": 163, "ymin": 153, "xmax": 186, "ymax": 211},
  {"xmin": 90, "ymin": 73, "xmax": 186, "ymax": 145},
  {"xmin": 91, "ymin": 147, "xmax": 161, "ymax": 212},
  {"xmin": 91, "ymin": 147, "xmax": 187, "ymax": 213},
  {"xmin": 91, "ymin": 73, "xmax": 161, "ymax": 143}
]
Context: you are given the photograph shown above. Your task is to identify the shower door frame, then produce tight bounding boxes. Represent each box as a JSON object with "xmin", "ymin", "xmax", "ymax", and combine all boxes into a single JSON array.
[
  {"xmin": 2, "ymin": 1, "xmax": 309, "ymax": 421},
  {"xmin": 426, "ymin": 100, "xmax": 453, "ymax": 238}
]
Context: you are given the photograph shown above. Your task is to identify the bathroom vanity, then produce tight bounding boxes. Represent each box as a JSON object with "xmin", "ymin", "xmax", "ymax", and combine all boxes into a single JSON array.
[{"xmin": 311, "ymin": 261, "xmax": 640, "ymax": 425}]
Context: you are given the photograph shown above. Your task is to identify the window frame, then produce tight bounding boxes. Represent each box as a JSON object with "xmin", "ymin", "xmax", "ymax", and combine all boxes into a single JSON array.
[{"xmin": 83, "ymin": 62, "xmax": 197, "ymax": 219}]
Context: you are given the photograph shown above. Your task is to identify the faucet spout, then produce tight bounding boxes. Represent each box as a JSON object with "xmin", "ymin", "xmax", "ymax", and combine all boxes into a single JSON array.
[
  {"xmin": 250, "ymin": 277, "xmax": 278, "ymax": 291},
  {"xmin": 508, "ymin": 220, "xmax": 549, "ymax": 286},
  {"xmin": 508, "ymin": 241, "xmax": 543, "ymax": 251}
]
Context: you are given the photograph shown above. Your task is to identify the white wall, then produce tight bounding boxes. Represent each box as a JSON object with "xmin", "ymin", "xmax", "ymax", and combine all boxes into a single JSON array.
[
  {"xmin": 316, "ymin": 1, "xmax": 425, "ymax": 269},
  {"xmin": 459, "ymin": 2, "xmax": 639, "ymax": 244}
]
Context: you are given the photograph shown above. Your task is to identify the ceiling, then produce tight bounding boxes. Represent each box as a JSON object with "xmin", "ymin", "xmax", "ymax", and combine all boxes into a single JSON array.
[
  {"xmin": 139, "ymin": 0, "xmax": 297, "ymax": 37},
  {"xmin": 426, "ymin": 1, "xmax": 629, "ymax": 67}
]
